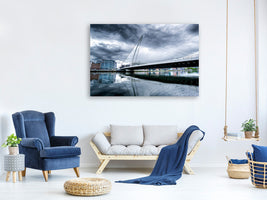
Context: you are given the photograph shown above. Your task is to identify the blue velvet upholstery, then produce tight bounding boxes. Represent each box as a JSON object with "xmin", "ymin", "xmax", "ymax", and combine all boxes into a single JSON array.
[
  {"xmin": 40, "ymin": 146, "xmax": 81, "ymax": 158},
  {"xmin": 21, "ymin": 138, "xmax": 44, "ymax": 151},
  {"xmin": 12, "ymin": 110, "xmax": 80, "ymax": 173},
  {"xmin": 42, "ymin": 157, "xmax": 80, "ymax": 171},
  {"xmin": 50, "ymin": 136, "xmax": 78, "ymax": 147},
  {"xmin": 24, "ymin": 120, "xmax": 51, "ymax": 147}
]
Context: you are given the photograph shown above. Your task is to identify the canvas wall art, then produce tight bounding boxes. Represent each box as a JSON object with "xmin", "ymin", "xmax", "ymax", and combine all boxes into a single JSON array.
[{"xmin": 90, "ymin": 24, "xmax": 199, "ymax": 96}]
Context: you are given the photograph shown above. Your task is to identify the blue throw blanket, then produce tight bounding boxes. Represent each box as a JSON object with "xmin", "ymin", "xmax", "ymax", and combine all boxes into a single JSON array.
[{"xmin": 116, "ymin": 125, "xmax": 205, "ymax": 185}]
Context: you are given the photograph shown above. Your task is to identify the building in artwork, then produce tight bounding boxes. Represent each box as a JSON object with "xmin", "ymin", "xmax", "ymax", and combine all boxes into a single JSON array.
[
  {"xmin": 90, "ymin": 60, "xmax": 117, "ymax": 71},
  {"xmin": 90, "ymin": 63, "xmax": 101, "ymax": 70},
  {"xmin": 100, "ymin": 60, "xmax": 117, "ymax": 70}
]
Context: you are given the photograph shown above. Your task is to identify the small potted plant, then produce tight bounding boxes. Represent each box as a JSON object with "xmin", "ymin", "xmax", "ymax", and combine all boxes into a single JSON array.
[
  {"xmin": 1, "ymin": 133, "xmax": 22, "ymax": 155},
  {"xmin": 241, "ymin": 119, "xmax": 257, "ymax": 139}
]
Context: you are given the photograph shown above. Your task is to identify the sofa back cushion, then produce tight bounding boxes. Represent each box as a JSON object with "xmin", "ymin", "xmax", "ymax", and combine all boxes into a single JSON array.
[
  {"xmin": 110, "ymin": 125, "xmax": 143, "ymax": 145},
  {"xmin": 143, "ymin": 125, "xmax": 178, "ymax": 146}
]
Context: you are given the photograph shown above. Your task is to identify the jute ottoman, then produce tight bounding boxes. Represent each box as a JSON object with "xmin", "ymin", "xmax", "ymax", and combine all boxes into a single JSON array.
[{"xmin": 64, "ymin": 178, "xmax": 111, "ymax": 196}]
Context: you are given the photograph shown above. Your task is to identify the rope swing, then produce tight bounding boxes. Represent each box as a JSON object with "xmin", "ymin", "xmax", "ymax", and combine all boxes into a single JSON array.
[{"xmin": 223, "ymin": 0, "xmax": 259, "ymax": 141}]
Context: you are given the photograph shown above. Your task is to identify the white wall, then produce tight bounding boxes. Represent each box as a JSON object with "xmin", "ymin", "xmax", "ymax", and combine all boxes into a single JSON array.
[
  {"xmin": 0, "ymin": 112, "xmax": 9, "ymax": 174},
  {"xmin": 0, "ymin": 0, "xmax": 266, "ymax": 171}
]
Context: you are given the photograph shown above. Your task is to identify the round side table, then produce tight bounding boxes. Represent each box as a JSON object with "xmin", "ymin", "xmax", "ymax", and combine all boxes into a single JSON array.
[{"xmin": 4, "ymin": 154, "xmax": 25, "ymax": 183}]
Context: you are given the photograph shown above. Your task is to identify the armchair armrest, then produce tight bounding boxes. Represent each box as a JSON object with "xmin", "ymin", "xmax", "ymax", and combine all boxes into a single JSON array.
[
  {"xmin": 50, "ymin": 136, "xmax": 78, "ymax": 147},
  {"xmin": 20, "ymin": 138, "xmax": 44, "ymax": 151}
]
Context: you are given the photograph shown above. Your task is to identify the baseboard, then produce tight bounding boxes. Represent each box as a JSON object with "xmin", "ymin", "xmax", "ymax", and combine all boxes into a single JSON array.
[
  {"xmin": 80, "ymin": 162, "xmax": 226, "ymax": 168},
  {"xmin": 190, "ymin": 162, "xmax": 226, "ymax": 168}
]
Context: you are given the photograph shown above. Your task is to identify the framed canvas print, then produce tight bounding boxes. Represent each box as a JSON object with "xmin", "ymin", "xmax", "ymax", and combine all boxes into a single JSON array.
[{"xmin": 90, "ymin": 24, "xmax": 199, "ymax": 96}]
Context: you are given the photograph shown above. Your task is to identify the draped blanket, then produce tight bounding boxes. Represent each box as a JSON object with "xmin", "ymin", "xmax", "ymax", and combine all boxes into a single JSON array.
[{"xmin": 116, "ymin": 125, "xmax": 205, "ymax": 185}]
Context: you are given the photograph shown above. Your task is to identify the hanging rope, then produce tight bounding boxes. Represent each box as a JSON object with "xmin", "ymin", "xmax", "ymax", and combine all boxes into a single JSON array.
[
  {"xmin": 224, "ymin": 0, "xmax": 259, "ymax": 140},
  {"xmin": 254, "ymin": 0, "xmax": 259, "ymax": 138},
  {"xmin": 224, "ymin": 0, "xmax": 229, "ymax": 140}
]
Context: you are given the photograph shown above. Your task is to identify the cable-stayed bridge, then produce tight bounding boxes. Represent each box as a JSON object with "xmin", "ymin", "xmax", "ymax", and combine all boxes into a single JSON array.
[{"xmin": 120, "ymin": 35, "xmax": 199, "ymax": 71}]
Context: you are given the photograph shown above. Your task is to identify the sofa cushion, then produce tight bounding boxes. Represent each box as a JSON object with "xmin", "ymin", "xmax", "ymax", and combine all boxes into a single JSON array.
[
  {"xmin": 92, "ymin": 132, "xmax": 111, "ymax": 154},
  {"xmin": 40, "ymin": 146, "xmax": 81, "ymax": 158},
  {"xmin": 105, "ymin": 141, "xmax": 201, "ymax": 156},
  {"xmin": 106, "ymin": 145, "xmax": 167, "ymax": 156},
  {"xmin": 110, "ymin": 125, "xmax": 143, "ymax": 145},
  {"xmin": 143, "ymin": 125, "xmax": 178, "ymax": 146}
]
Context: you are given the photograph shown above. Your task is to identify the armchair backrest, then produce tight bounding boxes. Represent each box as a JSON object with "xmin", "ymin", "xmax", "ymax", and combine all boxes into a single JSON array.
[{"xmin": 12, "ymin": 111, "xmax": 56, "ymax": 147}]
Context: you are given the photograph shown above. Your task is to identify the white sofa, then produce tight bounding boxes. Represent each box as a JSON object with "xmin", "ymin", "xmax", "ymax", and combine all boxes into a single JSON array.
[{"xmin": 90, "ymin": 125, "xmax": 204, "ymax": 174}]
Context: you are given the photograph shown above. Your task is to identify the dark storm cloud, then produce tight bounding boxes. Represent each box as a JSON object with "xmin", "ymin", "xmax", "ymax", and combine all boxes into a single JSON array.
[
  {"xmin": 141, "ymin": 25, "xmax": 184, "ymax": 49},
  {"xmin": 186, "ymin": 24, "xmax": 199, "ymax": 35},
  {"xmin": 90, "ymin": 24, "xmax": 199, "ymax": 64},
  {"xmin": 91, "ymin": 24, "xmax": 140, "ymax": 44},
  {"xmin": 90, "ymin": 42, "xmax": 129, "ymax": 62}
]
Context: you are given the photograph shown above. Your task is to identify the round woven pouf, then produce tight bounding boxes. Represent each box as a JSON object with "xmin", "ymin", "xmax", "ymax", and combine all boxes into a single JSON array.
[{"xmin": 64, "ymin": 178, "xmax": 111, "ymax": 196}]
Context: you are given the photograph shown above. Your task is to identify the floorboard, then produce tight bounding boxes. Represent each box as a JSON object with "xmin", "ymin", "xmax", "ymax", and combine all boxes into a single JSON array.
[{"xmin": 0, "ymin": 167, "xmax": 265, "ymax": 200}]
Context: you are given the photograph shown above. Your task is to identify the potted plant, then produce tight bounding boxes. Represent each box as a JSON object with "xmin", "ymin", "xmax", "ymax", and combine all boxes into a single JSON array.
[
  {"xmin": 1, "ymin": 133, "xmax": 22, "ymax": 155},
  {"xmin": 241, "ymin": 119, "xmax": 257, "ymax": 139}
]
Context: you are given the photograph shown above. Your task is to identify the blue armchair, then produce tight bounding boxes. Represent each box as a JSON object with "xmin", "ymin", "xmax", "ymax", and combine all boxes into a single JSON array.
[{"xmin": 12, "ymin": 110, "xmax": 81, "ymax": 182}]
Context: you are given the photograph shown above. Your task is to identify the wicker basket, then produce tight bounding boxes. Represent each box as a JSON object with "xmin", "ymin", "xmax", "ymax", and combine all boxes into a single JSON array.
[
  {"xmin": 226, "ymin": 157, "xmax": 250, "ymax": 179},
  {"xmin": 64, "ymin": 178, "xmax": 112, "ymax": 196},
  {"xmin": 247, "ymin": 152, "xmax": 267, "ymax": 188}
]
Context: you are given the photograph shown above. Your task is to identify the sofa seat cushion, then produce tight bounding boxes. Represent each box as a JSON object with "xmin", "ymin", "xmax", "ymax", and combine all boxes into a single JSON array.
[
  {"xmin": 106, "ymin": 145, "xmax": 167, "ymax": 156},
  {"xmin": 40, "ymin": 146, "xmax": 81, "ymax": 158}
]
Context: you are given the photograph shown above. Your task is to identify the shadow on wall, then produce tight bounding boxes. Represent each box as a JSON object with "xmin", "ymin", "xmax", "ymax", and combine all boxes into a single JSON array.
[
  {"xmin": 0, "ymin": 114, "xmax": 11, "ymax": 174},
  {"xmin": 78, "ymin": 126, "xmax": 111, "ymax": 167},
  {"xmin": 78, "ymin": 134, "xmax": 99, "ymax": 167}
]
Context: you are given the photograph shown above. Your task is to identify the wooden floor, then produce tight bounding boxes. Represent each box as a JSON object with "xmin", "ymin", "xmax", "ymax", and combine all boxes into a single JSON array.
[{"xmin": 0, "ymin": 167, "xmax": 266, "ymax": 200}]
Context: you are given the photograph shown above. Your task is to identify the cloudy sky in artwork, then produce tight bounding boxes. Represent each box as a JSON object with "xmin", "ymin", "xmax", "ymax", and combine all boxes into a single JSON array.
[{"xmin": 90, "ymin": 24, "xmax": 199, "ymax": 67}]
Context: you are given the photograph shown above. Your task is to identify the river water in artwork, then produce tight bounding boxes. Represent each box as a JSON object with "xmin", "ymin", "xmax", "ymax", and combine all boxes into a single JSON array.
[{"xmin": 90, "ymin": 70, "xmax": 199, "ymax": 96}]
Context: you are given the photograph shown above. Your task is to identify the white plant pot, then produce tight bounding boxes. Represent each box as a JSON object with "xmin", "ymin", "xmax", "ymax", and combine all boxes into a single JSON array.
[{"xmin": 8, "ymin": 146, "xmax": 19, "ymax": 155}]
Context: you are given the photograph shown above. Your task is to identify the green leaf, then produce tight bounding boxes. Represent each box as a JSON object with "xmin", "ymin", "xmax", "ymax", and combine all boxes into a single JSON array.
[
  {"xmin": 2, "ymin": 133, "xmax": 22, "ymax": 148},
  {"xmin": 241, "ymin": 119, "xmax": 256, "ymax": 132},
  {"xmin": 1, "ymin": 143, "xmax": 7, "ymax": 148}
]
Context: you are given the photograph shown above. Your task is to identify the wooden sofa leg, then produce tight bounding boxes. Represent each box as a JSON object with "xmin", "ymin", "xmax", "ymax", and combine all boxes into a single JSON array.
[
  {"xmin": 73, "ymin": 167, "xmax": 80, "ymax": 177},
  {"xmin": 96, "ymin": 159, "xmax": 110, "ymax": 174},
  {"xmin": 48, "ymin": 170, "xmax": 51, "ymax": 174},
  {"xmin": 42, "ymin": 171, "xmax": 48, "ymax": 182},
  {"xmin": 183, "ymin": 162, "xmax": 194, "ymax": 175},
  {"xmin": 22, "ymin": 168, "xmax": 26, "ymax": 177}
]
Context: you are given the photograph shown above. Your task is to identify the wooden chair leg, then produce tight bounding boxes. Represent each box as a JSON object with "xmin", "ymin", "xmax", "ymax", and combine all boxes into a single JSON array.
[
  {"xmin": 42, "ymin": 171, "xmax": 48, "ymax": 182},
  {"xmin": 48, "ymin": 170, "xmax": 51, "ymax": 174},
  {"xmin": 73, "ymin": 167, "xmax": 80, "ymax": 177},
  {"xmin": 183, "ymin": 161, "xmax": 194, "ymax": 175},
  {"xmin": 22, "ymin": 168, "xmax": 26, "ymax": 177},
  {"xmin": 12, "ymin": 172, "xmax": 16, "ymax": 183},
  {"xmin": 96, "ymin": 159, "xmax": 110, "ymax": 174},
  {"xmin": 6, "ymin": 171, "xmax": 10, "ymax": 182},
  {"xmin": 18, "ymin": 171, "xmax": 22, "ymax": 181}
]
